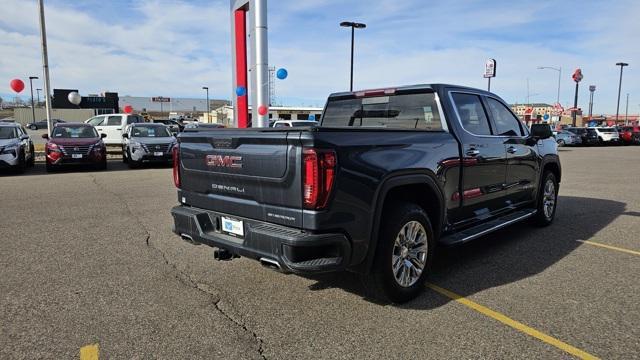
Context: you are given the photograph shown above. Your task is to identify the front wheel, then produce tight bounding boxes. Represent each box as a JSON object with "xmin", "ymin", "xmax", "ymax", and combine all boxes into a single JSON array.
[
  {"xmin": 533, "ymin": 171, "xmax": 558, "ymax": 226},
  {"xmin": 363, "ymin": 202, "xmax": 435, "ymax": 303},
  {"xmin": 557, "ymin": 139, "xmax": 565, "ymax": 147}
]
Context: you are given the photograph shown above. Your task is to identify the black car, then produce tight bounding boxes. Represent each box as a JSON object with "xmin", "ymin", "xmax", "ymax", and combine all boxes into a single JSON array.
[
  {"xmin": 151, "ymin": 119, "xmax": 184, "ymax": 133},
  {"xmin": 27, "ymin": 119, "xmax": 65, "ymax": 130},
  {"xmin": 567, "ymin": 127, "xmax": 599, "ymax": 145},
  {"xmin": 171, "ymin": 84, "xmax": 561, "ymax": 303}
]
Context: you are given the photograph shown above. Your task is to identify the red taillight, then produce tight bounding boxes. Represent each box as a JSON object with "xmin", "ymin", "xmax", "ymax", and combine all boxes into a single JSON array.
[
  {"xmin": 172, "ymin": 145, "xmax": 181, "ymax": 188},
  {"xmin": 303, "ymin": 148, "xmax": 337, "ymax": 210}
]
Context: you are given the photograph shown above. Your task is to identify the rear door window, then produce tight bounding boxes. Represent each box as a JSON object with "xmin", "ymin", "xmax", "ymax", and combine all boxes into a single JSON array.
[
  {"xmin": 451, "ymin": 93, "xmax": 492, "ymax": 135},
  {"xmin": 106, "ymin": 116, "xmax": 123, "ymax": 126},
  {"xmin": 87, "ymin": 116, "xmax": 105, "ymax": 126},
  {"xmin": 486, "ymin": 97, "xmax": 524, "ymax": 136}
]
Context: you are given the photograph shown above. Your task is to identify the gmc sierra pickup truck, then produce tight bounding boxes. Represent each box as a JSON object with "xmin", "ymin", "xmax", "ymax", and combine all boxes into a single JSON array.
[{"xmin": 171, "ymin": 84, "xmax": 561, "ymax": 303}]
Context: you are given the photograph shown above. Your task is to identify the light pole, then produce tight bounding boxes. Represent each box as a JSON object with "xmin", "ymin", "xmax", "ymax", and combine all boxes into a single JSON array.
[
  {"xmin": 36, "ymin": 88, "xmax": 42, "ymax": 105},
  {"xmin": 28, "ymin": 76, "xmax": 39, "ymax": 124},
  {"xmin": 615, "ymin": 62, "xmax": 629, "ymax": 122},
  {"xmin": 340, "ymin": 21, "xmax": 366, "ymax": 92},
  {"xmin": 625, "ymin": 93, "xmax": 629, "ymax": 125},
  {"xmin": 202, "ymin": 86, "xmax": 209, "ymax": 122},
  {"xmin": 537, "ymin": 66, "xmax": 562, "ymax": 105}
]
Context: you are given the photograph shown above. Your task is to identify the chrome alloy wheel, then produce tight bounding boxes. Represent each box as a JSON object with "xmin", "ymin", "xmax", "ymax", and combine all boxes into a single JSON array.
[
  {"xmin": 543, "ymin": 179, "xmax": 556, "ymax": 219},
  {"xmin": 392, "ymin": 221, "xmax": 428, "ymax": 287}
]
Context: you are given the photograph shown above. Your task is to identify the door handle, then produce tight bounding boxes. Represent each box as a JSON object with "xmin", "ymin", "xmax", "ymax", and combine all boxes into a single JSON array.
[
  {"xmin": 507, "ymin": 146, "xmax": 517, "ymax": 154},
  {"xmin": 466, "ymin": 149, "xmax": 480, "ymax": 157}
]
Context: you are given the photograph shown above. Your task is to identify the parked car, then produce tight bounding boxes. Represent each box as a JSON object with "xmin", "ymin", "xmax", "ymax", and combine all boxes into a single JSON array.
[
  {"xmin": 122, "ymin": 123, "xmax": 177, "ymax": 168},
  {"xmin": 184, "ymin": 122, "xmax": 225, "ymax": 129},
  {"xmin": 555, "ymin": 130, "xmax": 582, "ymax": 146},
  {"xmin": 85, "ymin": 114, "xmax": 145, "ymax": 145},
  {"xmin": 0, "ymin": 123, "xmax": 35, "ymax": 172},
  {"xmin": 618, "ymin": 126, "xmax": 640, "ymax": 145},
  {"xmin": 171, "ymin": 84, "xmax": 561, "ymax": 303},
  {"xmin": 26, "ymin": 119, "xmax": 65, "ymax": 130},
  {"xmin": 151, "ymin": 119, "xmax": 184, "ymax": 133},
  {"xmin": 272, "ymin": 120, "xmax": 318, "ymax": 128},
  {"xmin": 592, "ymin": 127, "xmax": 620, "ymax": 145},
  {"xmin": 566, "ymin": 127, "xmax": 599, "ymax": 146},
  {"xmin": 43, "ymin": 123, "xmax": 107, "ymax": 172}
]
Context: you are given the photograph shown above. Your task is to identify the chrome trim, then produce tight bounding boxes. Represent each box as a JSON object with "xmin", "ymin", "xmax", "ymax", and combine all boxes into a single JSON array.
[
  {"xmin": 259, "ymin": 257, "xmax": 282, "ymax": 270},
  {"xmin": 459, "ymin": 211, "xmax": 537, "ymax": 243},
  {"xmin": 434, "ymin": 92, "xmax": 449, "ymax": 133}
]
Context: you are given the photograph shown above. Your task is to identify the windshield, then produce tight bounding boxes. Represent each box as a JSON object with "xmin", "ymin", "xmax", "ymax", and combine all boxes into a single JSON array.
[
  {"xmin": 0, "ymin": 127, "xmax": 18, "ymax": 139},
  {"xmin": 131, "ymin": 126, "xmax": 171, "ymax": 137},
  {"xmin": 52, "ymin": 126, "xmax": 98, "ymax": 138},
  {"xmin": 321, "ymin": 92, "xmax": 443, "ymax": 130}
]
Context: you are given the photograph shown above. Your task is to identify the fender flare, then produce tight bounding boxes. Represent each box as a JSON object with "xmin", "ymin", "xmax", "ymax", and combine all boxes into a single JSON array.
[{"xmin": 363, "ymin": 171, "xmax": 445, "ymax": 273}]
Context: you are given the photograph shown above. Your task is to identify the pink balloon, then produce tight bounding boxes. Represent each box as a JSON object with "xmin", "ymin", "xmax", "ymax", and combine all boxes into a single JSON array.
[
  {"xmin": 258, "ymin": 105, "xmax": 268, "ymax": 116},
  {"xmin": 123, "ymin": 105, "xmax": 133, "ymax": 114},
  {"xmin": 10, "ymin": 79, "xmax": 24, "ymax": 93}
]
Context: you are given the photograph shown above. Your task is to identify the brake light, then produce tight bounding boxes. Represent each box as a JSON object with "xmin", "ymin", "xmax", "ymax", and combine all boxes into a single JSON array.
[
  {"xmin": 303, "ymin": 148, "xmax": 337, "ymax": 210},
  {"xmin": 172, "ymin": 145, "xmax": 181, "ymax": 188},
  {"xmin": 354, "ymin": 88, "xmax": 396, "ymax": 98}
]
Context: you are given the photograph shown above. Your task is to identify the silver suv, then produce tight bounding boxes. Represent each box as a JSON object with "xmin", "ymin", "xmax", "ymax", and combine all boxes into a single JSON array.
[
  {"xmin": 122, "ymin": 123, "xmax": 177, "ymax": 168},
  {"xmin": 0, "ymin": 123, "xmax": 35, "ymax": 172}
]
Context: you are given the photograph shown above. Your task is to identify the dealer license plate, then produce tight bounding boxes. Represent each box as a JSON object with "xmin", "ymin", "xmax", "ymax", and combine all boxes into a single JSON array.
[
  {"xmin": 72, "ymin": 154, "xmax": 82, "ymax": 159},
  {"xmin": 154, "ymin": 152, "xmax": 163, "ymax": 156},
  {"xmin": 221, "ymin": 217, "xmax": 244, "ymax": 237}
]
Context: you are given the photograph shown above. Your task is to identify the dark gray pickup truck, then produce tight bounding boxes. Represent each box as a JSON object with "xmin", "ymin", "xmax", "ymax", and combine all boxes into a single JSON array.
[{"xmin": 170, "ymin": 84, "xmax": 560, "ymax": 303}]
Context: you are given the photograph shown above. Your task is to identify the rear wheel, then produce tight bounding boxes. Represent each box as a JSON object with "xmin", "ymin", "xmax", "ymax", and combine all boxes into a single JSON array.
[
  {"xmin": 16, "ymin": 149, "xmax": 26, "ymax": 173},
  {"xmin": 363, "ymin": 202, "xmax": 435, "ymax": 303},
  {"xmin": 27, "ymin": 144, "xmax": 35, "ymax": 167},
  {"xmin": 533, "ymin": 171, "xmax": 558, "ymax": 226}
]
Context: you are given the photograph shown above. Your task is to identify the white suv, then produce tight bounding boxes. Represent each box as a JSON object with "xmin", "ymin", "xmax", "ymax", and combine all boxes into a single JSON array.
[
  {"xmin": 592, "ymin": 127, "xmax": 620, "ymax": 144},
  {"xmin": 85, "ymin": 114, "xmax": 145, "ymax": 145}
]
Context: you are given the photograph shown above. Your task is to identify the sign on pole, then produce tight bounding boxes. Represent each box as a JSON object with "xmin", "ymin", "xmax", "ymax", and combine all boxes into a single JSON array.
[
  {"xmin": 152, "ymin": 96, "xmax": 171, "ymax": 103},
  {"xmin": 572, "ymin": 69, "xmax": 583, "ymax": 83},
  {"xmin": 483, "ymin": 59, "xmax": 497, "ymax": 78},
  {"xmin": 589, "ymin": 85, "xmax": 596, "ymax": 92}
]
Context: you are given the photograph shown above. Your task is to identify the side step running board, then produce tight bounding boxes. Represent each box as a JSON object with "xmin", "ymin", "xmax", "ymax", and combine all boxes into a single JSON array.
[{"xmin": 440, "ymin": 209, "xmax": 537, "ymax": 246}]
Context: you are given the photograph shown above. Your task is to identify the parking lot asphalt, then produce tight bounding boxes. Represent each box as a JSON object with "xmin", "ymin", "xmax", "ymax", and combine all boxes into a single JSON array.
[{"xmin": 1, "ymin": 146, "xmax": 639, "ymax": 359}]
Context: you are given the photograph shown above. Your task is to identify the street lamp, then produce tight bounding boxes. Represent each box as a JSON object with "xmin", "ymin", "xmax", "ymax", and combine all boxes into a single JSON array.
[
  {"xmin": 340, "ymin": 21, "xmax": 366, "ymax": 92},
  {"xmin": 615, "ymin": 62, "xmax": 629, "ymax": 122},
  {"xmin": 28, "ymin": 76, "xmax": 39, "ymax": 124},
  {"xmin": 36, "ymin": 88, "xmax": 42, "ymax": 105},
  {"xmin": 202, "ymin": 86, "xmax": 209, "ymax": 122},
  {"xmin": 537, "ymin": 66, "xmax": 562, "ymax": 105}
]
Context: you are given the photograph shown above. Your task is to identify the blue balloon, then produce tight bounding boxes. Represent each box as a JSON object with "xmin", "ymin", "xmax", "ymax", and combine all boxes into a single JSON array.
[
  {"xmin": 276, "ymin": 68, "xmax": 288, "ymax": 80},
  {"xmin": 309, "ymin": 114, "xmax": 316, "ymax": 121},
  {"xmin": 236, "ymin": 86, "xmax": 247, "ymax": 97}
]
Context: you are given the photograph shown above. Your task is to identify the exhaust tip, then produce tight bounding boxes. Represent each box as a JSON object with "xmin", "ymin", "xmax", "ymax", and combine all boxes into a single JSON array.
[
  {"xmin": 180, "ymin": 233, "xmax": 200, "ymax": 245},
  {"xmin": 259, "ymin": 257, "xmax": 282, "ymax": 271}
]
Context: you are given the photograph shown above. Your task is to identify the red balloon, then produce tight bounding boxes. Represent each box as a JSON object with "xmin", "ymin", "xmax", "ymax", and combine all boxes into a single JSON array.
[
  {"xmin": 10, "ymin": 79, "xmax": 24, "ymax": 93},
  {"xmin": 258, "ymin": 105, "xmax": 268, "ymax": 116},
  {"xmin": 123, "ymin": 105, "xmax": 133, "ymax": 114}
]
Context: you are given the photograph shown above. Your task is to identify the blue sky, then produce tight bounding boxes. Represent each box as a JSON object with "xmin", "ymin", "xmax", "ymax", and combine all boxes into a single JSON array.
[{"xmin": 1, "ymin": 0, "xmax": 638, "ymax": 114}]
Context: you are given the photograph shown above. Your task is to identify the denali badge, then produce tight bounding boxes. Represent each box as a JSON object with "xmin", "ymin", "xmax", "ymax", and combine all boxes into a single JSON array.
[{"xmin": 206, "ymin": 155, "xmax": 242, "ymax": 169}]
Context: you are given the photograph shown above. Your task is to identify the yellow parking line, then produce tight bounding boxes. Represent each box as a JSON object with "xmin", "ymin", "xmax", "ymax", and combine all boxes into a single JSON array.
[
  {"xmin": 80, "ymin": 344, "xmax": 99, "ymax": 360},
  {"xmin": 576, "ymin": 240, "xmax": 640, "ymax": 257},
  {"xmin": 426, "ymin": 283, "xmax": 599, "ymax": 360}
]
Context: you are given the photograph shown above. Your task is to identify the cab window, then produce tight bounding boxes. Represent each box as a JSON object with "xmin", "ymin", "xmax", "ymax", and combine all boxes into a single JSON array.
[{"xmin": 486, "ymin": 97, "xmax": 523, "ymax": 136}]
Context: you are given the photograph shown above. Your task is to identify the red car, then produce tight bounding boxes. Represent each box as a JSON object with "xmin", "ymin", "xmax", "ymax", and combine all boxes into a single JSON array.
[
  {"xmin": 43, "ymin": 123, "xmax": 107, "ymax": 172},
  {"xmin": 618, "ymin": 126, "xmax": 640, "ymax": 145}
]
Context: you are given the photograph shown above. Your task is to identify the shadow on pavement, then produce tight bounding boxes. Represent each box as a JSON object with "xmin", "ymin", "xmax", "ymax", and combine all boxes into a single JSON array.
[
  {"xmin": 303, "ymin": 196, "xmax": 626, "ymax": 307},
  {"xmin": 0, "ymin": 160, "xmax": 171, "ymax": 177}
]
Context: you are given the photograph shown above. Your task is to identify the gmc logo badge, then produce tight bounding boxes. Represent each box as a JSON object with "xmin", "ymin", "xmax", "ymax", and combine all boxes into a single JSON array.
[{"xmin": 206, "ymin": 155, "xmax": 242, "ymax": 169}]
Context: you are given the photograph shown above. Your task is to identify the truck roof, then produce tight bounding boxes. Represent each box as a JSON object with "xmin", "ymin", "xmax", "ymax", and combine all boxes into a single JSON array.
[{"xmin": 328, "ymin": 84, "xmax": 494, "ymax": 99}]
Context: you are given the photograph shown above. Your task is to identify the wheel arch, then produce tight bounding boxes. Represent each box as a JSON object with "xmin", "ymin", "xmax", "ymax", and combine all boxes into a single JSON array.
[{"xmin": 362, "ymin": 171, "xmax": 445, "ymax": 273}]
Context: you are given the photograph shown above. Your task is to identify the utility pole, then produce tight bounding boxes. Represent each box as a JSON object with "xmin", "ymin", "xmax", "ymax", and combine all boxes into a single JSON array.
[
  {"xmin": 202, "ymin": 86, "xmax": 210, "ymax": 122},
  {"xmin": 38, "ymin": 0, "xmax": 54, "ymax": 136},
  {"xmin": 625, "ymin": 93, "xmax": 629, "ymax": 125},
  {"xmin": 28, "ymin": 76, "xmax": 38, "ymax": 125},
  {"xmin": 588, "ymin": 85, "xmax": 596, "ymax": 120}
]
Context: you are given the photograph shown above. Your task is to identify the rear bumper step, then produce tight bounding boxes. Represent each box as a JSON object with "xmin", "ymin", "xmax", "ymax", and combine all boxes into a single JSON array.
[{"xmin": 171, "ymin": 205, "xmax": 351, "ymax": 274}]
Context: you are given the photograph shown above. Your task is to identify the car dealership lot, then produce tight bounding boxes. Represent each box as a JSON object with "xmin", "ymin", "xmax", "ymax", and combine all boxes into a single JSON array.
[{"xmin": 1, "ymin": 147, "xmax": 639, "ymax": 359}]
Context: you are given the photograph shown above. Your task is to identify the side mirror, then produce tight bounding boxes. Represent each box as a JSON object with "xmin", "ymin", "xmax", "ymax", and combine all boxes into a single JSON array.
[
  {"xmin": 531, "ymin": 126, "xmax": 553, "ymax": 140},
  {"xmin": 20, "ymin": 134, "xmax": 29, "ymax": 140},
  {"xmin": 101, "ymin": 133, "xmax": 107, "ymax": 139},
  {"xmin": 41, "ymin": 133, "xmax": 49, "ymax": 139},
  {"xmin": 122, "ymin": 133, "xmax": 129, "ymax": 138}
]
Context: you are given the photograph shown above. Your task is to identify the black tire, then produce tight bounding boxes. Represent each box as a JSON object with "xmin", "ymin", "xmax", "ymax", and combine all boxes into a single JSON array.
[
  {"xmin": 363, "ymin": 202, "xmax": 435, "ymax": 303},
  {"xmin": 557, "ymin": 139, "xmax": 565, "ymax": 147},
  {"xmin": 97, "ymin": 159, "xmax": 107, "ymax": 171},
  {"xmin": 28, "ymin": 145, "xmax": 35, "ymax": 167},
  {"xmin": 45, "ymin": 162, "xmax": 54, "ymax": 173},
  {"xmin": 533, "ymin": 171, "xmax": 558, "ymax": 227},
  {"xmin": 16, "ymin": 150, "xmax": 26, "ymax": 173},
  {"xmin": 122, "ymin": 146, "xmax": 128, "ymax": 163}
]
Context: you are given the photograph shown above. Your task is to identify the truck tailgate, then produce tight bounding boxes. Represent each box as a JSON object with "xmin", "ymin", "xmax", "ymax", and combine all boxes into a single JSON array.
[{"xmin": 178, "ymin": 129, "xmax": 303, "ymax": 228}]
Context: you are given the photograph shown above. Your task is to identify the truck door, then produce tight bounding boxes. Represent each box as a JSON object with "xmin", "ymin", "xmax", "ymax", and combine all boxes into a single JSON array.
[
  {"xmin": 484, "ymin": 96, "xmax": 539, "ymax": 206},
  {"xmin": 448, "ymin": 92, "xmax": 509, "ymax": 226}
]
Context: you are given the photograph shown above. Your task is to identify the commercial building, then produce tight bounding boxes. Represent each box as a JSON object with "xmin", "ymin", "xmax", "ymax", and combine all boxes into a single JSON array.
[{"xmin": 205, "ymin": 105, "xmax": 323, "ymax": 126}]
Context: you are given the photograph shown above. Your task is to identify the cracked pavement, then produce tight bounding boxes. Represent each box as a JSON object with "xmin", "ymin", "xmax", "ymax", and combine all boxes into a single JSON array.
[{"xmin": 2, "ymin": 146, "xmax": 639, "ymax": 359}]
